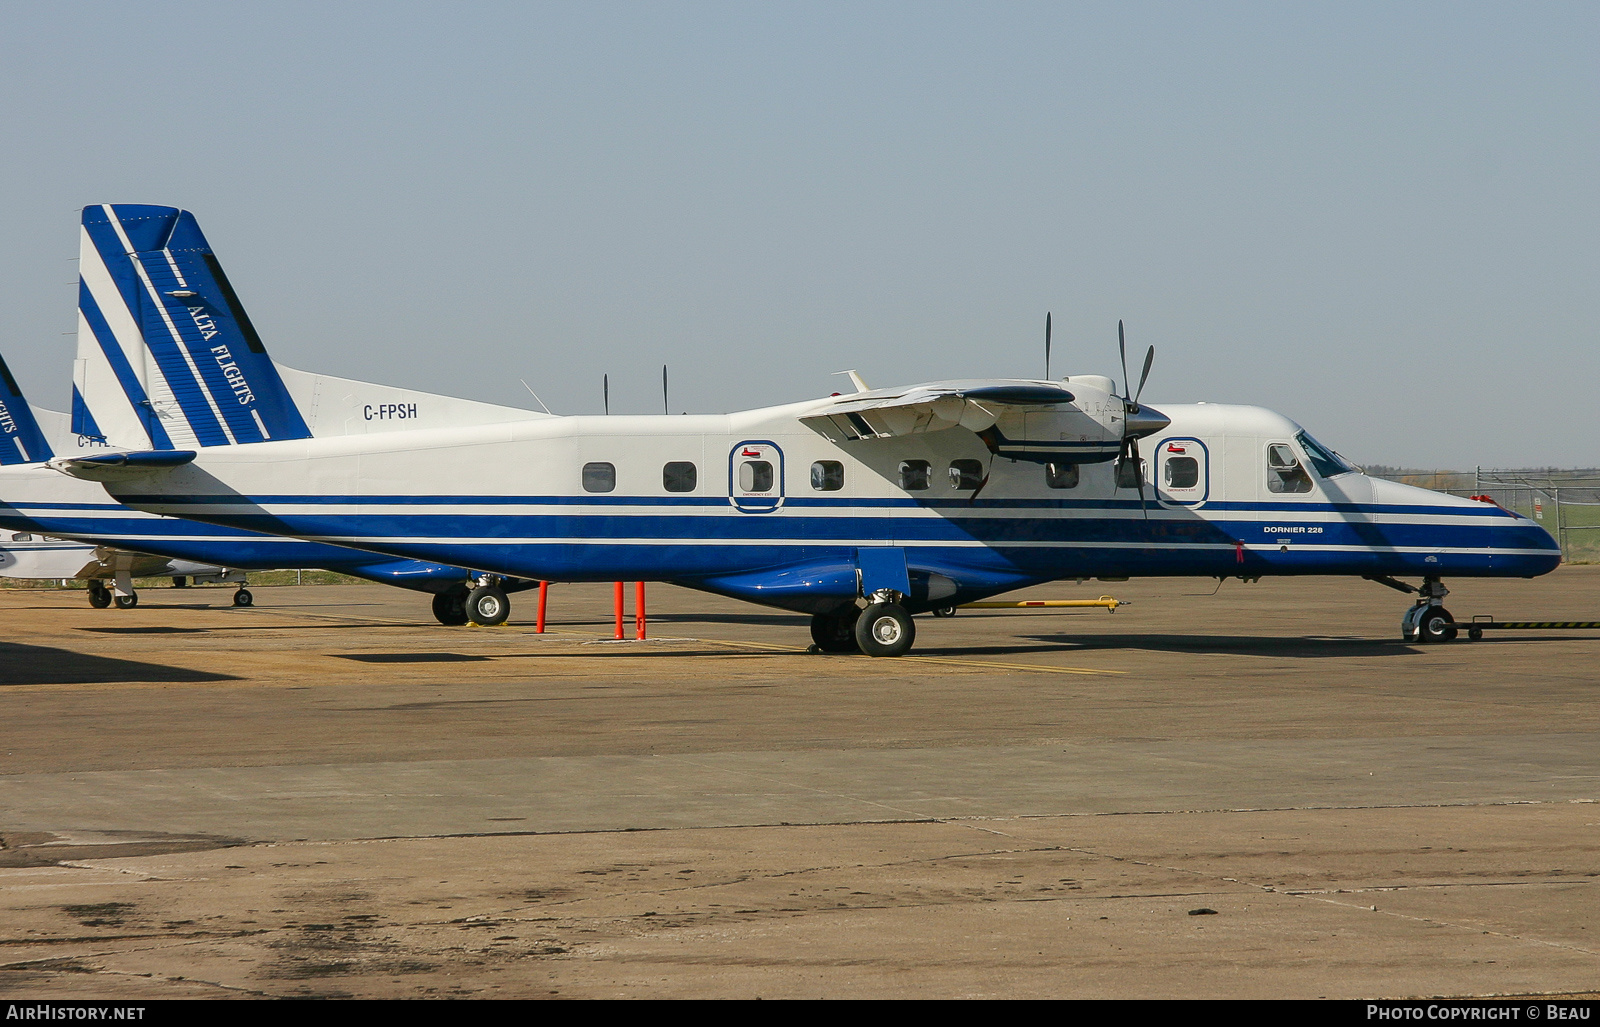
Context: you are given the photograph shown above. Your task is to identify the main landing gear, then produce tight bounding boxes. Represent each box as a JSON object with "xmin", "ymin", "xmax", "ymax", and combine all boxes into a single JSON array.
[
  {"xmin": 809, "ymin": 591, "xmax": 917, "ymax": 658},
  {"xmin": 1401, "ymin": 577, "xmax": 1456, "ymax": 643},
  {"xmin": 87, "ymin": 574, "xmax": 252, "ymax": 609},
  {"xmin": 432, "ymin": 576, "xmax": 512, "ymax": 626},
  {"xmin": 87, "ymin": 577, "xmax": 141, "ymax": 609}
]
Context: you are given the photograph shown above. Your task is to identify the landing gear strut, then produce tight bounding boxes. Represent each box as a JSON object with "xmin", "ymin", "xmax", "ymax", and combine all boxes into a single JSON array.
[{"xmin": 1401, "ymin": 577, "xmax": 1456, "ymax": 643}]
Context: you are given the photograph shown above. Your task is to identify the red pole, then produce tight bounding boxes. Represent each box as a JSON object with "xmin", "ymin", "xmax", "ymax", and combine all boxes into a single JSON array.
[
  {"xmin": 536, "ymin": 580, "xmax": 548, "ymax": 633},
  {"xmin": 635, "ymin": 581, "xmax": 646, "ymax": 640},
  {"xmin": 614, "ymin": 581, "xmax": 624, "ymax": 639}
]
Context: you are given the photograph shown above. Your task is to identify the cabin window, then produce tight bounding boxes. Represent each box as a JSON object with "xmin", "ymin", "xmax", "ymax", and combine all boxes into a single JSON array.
[
  {"xmin": 1045, "ymin": 463, "xmax": 1079, "ymax": 490},
  {"xmin": 811, "ymin": 460, "xmax": 844, "ymax": 491},
  {"xmin": 1164, "ymin": 456, "xmax": 1200, "ymax": 489},
  {"xmin": 899, "ymin": 460, "xmax": 931, "ymax": 492},
  {"xmin": 582, "ymin": 461, "xmax": 616, "ymax": 493},
  {"xmin": 663, "ymin": 461, "xmax": 697, "ymax": 493},
  {"xmin": 10, "ymin": 532, "xmax": 32, "ymax": 542},
  {"xmin": 949, "ymin": 459, "xmax": 984, "ymax": 490},
  {"xmin": 1266, "ymin": 444, "xmax": 1312, "ymax": 493},
  {"xmin": 738, "ymin": 460, "xmax": 774, "ymax": 493}
]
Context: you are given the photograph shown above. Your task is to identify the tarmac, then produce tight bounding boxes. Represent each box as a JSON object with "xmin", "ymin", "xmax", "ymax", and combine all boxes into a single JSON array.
[{"xmin": 1, "ymin": 569, "xmax": 1597, "ymax": 999}]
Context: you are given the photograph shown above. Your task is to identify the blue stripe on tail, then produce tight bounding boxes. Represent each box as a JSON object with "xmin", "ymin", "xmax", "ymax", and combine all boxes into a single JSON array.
[{"xmin": 0, "ymin": 354, "xmax": 54, "ymax": 464}]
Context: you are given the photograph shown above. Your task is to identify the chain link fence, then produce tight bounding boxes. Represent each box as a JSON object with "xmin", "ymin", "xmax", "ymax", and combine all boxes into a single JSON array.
[{"xmin": 1365, "ymin": 467, "xmax": 1600, "ymax": 564}]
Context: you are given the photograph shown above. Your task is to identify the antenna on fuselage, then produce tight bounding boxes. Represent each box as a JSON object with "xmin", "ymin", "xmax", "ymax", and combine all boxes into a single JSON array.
[
  {"xmin": 662, "ymin": 364, "xmax": 668, "ymax": 415},
  {"xmin": 603, "ymin": 374, "xmax": 609, "ymax": 415},
  {"xmin": 519, "ymin": 379, "xmax": 553, "ymax": 415}
]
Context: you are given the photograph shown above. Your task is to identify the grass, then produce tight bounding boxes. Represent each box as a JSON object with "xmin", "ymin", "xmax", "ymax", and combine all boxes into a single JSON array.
[{"xmin": 1, "ymin": 570, "xmax": 367, "ymax": 591}]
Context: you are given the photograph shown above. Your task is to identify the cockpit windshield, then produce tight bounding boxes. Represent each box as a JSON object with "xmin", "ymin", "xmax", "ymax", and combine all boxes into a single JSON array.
[{"xmin": 1295, "ymin": 431, "xmax": 1355, "ymax": 478}]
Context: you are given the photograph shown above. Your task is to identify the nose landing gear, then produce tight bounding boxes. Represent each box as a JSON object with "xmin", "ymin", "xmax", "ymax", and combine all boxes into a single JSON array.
[{"xmin": 1401, "ymin": 577, "xmax": 1456, "ymax": 643}]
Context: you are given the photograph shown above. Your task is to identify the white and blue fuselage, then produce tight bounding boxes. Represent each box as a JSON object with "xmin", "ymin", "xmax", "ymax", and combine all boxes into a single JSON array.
[{"xmin": 87, "ymin": 395, "xmax": 1559, "ymax": 615}]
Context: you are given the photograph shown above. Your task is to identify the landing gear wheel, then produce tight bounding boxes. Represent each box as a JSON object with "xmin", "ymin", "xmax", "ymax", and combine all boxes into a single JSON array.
[
  {"xmin": 232, "ymin": 588, "xmax": 254, "ymax": 608},
  {"xmin": 87, "ymin": 582, "xmax": 111, "ymax": 609},
  {"xmin": 1416, "ymin": 606, "xmax": 1456, "ymax": 643},
  {"xmin": 854, "ymin": 602, "xmax": 915, "ymax": 658},
  {"xmin": 466, "ymin": 586, "xmax": 510, "ymax": 626},
  {"xmin": 809, "ymin": 608, "xmax": 860, "ymax": 653},
  {"xmin": 1467, "ymin": 627, "xmax": 1483, "ymax": 641},
  {"xmin": 113, "ymin": 591, "xmax": 138, "ymax": 610},
  {"xmin": 431, "ymin": 589, "xmax": 469, "ymax": 626},
  {"xmin": 931, "ymin": 604, "xmax": 957, "ymax": 618}
]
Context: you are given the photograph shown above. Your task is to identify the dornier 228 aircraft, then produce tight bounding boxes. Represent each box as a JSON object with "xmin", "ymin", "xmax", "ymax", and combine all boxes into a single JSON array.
[{"xmin": 57, "ymin": 204, "xmax": 1562, "ymax": 655}]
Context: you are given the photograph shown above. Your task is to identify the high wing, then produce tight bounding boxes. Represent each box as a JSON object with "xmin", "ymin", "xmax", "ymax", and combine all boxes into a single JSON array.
[{"xmin": 800, "ymin": 377, "xmax": 1138, "ymax": 464}]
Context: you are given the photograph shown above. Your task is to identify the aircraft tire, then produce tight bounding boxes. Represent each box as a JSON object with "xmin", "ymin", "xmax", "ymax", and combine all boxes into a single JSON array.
[
  {"xmin": 87, "ymin": 583, "xmax": 112, "ymax": 609},
  {"xmin": 113, "ymin": 591, "xmax": 138, "ymax": 610},
  {"xmin": 232, "ymin": 588, "xmax": 254, "ymax": 608},
  {"xmin": 1417, "ymin": 606, "xmax": 1456, "ymax": 643},
  {"xmin": 432, "ymin": 588, "xmax": 469, "ymax": 626},
  {"xmin": 854, "ymin": 602, "xmax": 915, "ymax": 658},
  {"xmin": 931, "ymin": 604, "xmax": 957, "ymax": 618},
  {"xmin": 809, "ymin": 608, "xmax": 860, "ymax": 653},
  {"xmin": 467, "ymin": 586, "xmax": 510, "ymax": 626}
]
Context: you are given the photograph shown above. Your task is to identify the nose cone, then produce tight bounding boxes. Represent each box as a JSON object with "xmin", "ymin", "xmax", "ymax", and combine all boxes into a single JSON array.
[
  {"xmin": 1369, "ymin": 478, "xmax": 1562, "ymax": 577},
  {"xmin": 1124, "ymin": 402, "xmax": 1170, "ymax": 440}
]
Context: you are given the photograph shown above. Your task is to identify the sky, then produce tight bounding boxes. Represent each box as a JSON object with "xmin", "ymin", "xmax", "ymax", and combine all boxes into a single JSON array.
[{"xmin": 0, "ymin": 1, "xmax": 1594, "ymax": 468}]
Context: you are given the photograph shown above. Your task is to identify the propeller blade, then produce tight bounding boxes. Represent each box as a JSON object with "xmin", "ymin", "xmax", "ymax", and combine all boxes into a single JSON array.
[
  {"xmin": 1121, "ymin": 437, "xmax": 1150, "ymax": 520},
  {"xmin": 1118, "ymin": 320, "xmax": 1128, "ymax": 400},
  {"xmin": 1134, "ymin": 345, "xmax": 1154, "ymax": 405},
  {"xmin": 1045, "ymin": 312, "xmax": 1052, "ymax": 380}
]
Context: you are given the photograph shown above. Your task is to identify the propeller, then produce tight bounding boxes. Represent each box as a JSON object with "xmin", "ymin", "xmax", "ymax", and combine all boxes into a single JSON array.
[
  {"xmin": 1115, "ymin": 320, "xmax": 1162, "ymax": 519},
  {"xmin": 1044, "ymin": 312, "xmax": 1052, "ymax": 380}
]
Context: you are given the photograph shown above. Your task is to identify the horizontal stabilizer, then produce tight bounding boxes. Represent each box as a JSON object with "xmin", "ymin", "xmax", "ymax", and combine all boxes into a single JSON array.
[{"xmin": 50, "ymin": 449, "xmax": 196, "ymax": 481}]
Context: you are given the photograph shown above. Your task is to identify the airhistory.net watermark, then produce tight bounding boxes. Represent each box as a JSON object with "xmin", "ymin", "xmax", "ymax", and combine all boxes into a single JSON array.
[{"xmin": 5, "ymin": 1007, "xmax": 145, "ymax": 1021}]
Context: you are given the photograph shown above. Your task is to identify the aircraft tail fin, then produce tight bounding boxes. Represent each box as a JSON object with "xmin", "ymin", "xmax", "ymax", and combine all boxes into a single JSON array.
[
  {"xmin": 76, "ymin": 204, "xmax": 313, "ymax": 449},
  {"xmin": 0, "ymin": 353, "xmax": 54, "ymax": 464},
  {"xmin": 76, "ymin": 204, "xmax": 545, "ymax": 446}
]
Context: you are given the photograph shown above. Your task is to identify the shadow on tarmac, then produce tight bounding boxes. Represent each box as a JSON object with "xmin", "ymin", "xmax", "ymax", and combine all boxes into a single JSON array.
[
  {"xmin": 1017, "ymin": 632, "xmax": 1416, "ymax": 658},
  {"xmin": 0, "ymin": 642, "xmax": 242, "ymax": 685}
]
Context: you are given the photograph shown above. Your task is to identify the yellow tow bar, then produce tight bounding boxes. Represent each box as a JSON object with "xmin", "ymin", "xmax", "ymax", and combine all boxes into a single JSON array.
[{"xmin": 959, "ymin": 596, "xmax": 1121, "ymax": 612}]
